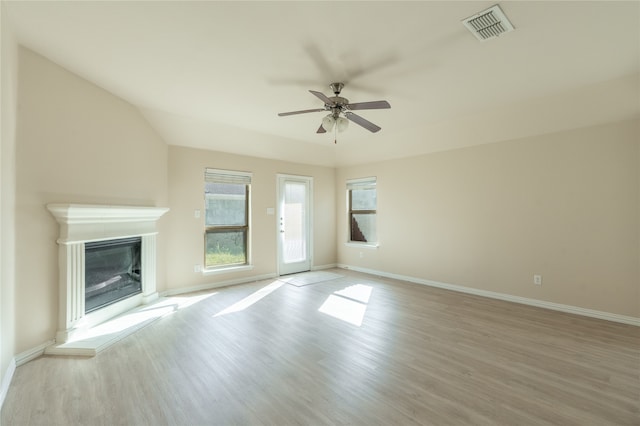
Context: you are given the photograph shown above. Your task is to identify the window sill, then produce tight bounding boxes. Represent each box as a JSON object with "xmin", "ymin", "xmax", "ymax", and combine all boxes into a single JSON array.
[
  {"xmin": 344, "ymin": 242, "xmax": 379, "ymax": 249},
  {"xmin": 202, "ymin": 264, "xmax": 254, "ymax": 276}
]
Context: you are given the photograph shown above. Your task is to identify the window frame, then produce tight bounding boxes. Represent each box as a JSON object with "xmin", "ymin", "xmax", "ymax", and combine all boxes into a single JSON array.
[
  {"xmin": 346, "ymin": 177, "xmax": 378, "ymax": 246},
  {"xmin": 204, "ymin": 168, "xmax": 252, "ymax": 271}
]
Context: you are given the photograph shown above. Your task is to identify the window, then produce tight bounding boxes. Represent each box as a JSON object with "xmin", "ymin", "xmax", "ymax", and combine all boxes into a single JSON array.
[
  {"xmin": 347, "ymin": 177, "xmax": 377, "ymax": 244},
  {"xmin": 204, "ymin": 168, "xmax": 251, "ymax": 269}
]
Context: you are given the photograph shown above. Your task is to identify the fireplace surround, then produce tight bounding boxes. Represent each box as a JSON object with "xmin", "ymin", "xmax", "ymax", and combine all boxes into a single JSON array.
[{"xmin": 47, "ymin": 204, "xmax": 169, "ymax": 343}]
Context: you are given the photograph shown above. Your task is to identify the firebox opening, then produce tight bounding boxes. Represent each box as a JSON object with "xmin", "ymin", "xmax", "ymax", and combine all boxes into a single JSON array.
[{"xmin": 85, "ymin": 237, "xmax": 142, "ymax": 314}]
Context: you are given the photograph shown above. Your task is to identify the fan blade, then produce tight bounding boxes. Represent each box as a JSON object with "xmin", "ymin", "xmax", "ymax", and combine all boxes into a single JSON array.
[
  {"xmin": 346, "ymin": 100, "xmax": 391, "ymax": 111},
  {"xmin": 345, "ymin": 112, "xmax": 382, "ymax": 133},
  {"xmin": 316, "ymin": 124, "xmax": 326, "ymax": 134},
  {"xmin": 278, "ymin": 108, "xmax": 325, "ymax": 117},
  {"xmin": 309, "ymin": 90, "xmax": 335, "ymax": 106}
]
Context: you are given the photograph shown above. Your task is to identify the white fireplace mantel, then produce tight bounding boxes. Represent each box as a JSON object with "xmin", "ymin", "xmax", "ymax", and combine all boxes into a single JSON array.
[
  {"xmin": 47, "ymin": 203, "xmax": 169, "ymax": 244},
  {"xmin": 47, "ymin": 204, "xmax": 169, "ymax": 345}
]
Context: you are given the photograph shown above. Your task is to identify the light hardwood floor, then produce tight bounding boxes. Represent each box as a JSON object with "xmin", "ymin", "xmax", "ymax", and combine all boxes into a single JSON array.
[{"xmin": 2, "ymin": 269, "xmax": 639, "ymax": 425}]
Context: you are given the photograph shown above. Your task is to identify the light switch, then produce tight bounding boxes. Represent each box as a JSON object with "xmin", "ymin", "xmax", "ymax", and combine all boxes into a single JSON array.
[
  {"xmin": 194, "ymin": 209, "xmax": 201, "ymax": 218},
  {"xmin": 266, "ymin": 208, "xmax": 275, "ymax": 215}
]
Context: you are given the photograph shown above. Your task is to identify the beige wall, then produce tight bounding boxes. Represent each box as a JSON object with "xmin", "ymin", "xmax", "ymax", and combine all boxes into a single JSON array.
[
  {"xmin": 166, "ymin": 146, "xmax": 336, "ymax": 291},
  {"xmin": 1, "ymin": 1, "xmax": 18, "ymax": 388},
  {"xmin": 337, "ymin": 119, "xmax": 640, "ymax": 318},
  {"xmin": 14, "ymin": 48, "xmax": 169, "ymax": 353}
]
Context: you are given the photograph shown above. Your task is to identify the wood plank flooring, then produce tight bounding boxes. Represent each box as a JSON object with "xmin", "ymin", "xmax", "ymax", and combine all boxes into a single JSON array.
[{"xmin": 2, "ymin": 269, "xmax": 639, "ymax": 425}]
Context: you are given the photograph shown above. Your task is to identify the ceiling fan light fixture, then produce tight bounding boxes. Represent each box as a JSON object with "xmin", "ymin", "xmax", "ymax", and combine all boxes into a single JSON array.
[
  {"xmin": 278, "ymin": 82, "xmax": 390, "ymax": 136},
  {"xmin": 336, "ymin": 116, "xmax": 349, "ymax": 132},
  {"xmin": 321, "ymin": 114, "xmax": 335, "ymax": 131}
]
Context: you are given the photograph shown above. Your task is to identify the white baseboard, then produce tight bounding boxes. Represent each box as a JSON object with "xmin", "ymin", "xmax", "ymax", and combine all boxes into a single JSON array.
[
  {"xmin": 15, "ymin": 339, "xmax": 56, "ymax": 366},
  {"xmin": 338, "ymin": 264, "xmax": 640, "ymax": 327},
  {"xmin": 161, "ymin": 273, "xmax": 278, "ymax": 297},
  {"xmin": 162, "ymin": 266, "xmax": 342, "ymax": 297},
  {"xmin": 0, "ymin": 357, "xmax": 16, "ymax": 410},
  {"xmin": 312, "ymin": 263, "xmax": 338, "ymax": 271},
  {"xmin": 1, "ymin": 338, "xmax": 56, "ymax": 408}
]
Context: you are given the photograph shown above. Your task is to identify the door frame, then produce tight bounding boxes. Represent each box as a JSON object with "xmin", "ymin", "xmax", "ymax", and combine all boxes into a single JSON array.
[{"xmin": 276, "ymin": 174, "xmax": 313, "ymax": 276}]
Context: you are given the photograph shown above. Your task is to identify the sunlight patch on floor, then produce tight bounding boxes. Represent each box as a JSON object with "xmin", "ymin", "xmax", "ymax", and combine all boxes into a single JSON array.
[
  {"xmin": 318, "ymin": 284, "xmax": 373, "ymax": 326},
  {"xmin": 334, "ymin": 284, "xmax": 373, "ymax": 304},
  {"xmin": 45, "ymin": 292, "xmax": 218, "ymax": 356},
  {"xmin": 70, "ymin": 293, "xmax": 216, "ymax": 342},
  {"xmin": 214, "ymin": 280, "xmax": 284, "ymax": 317}
]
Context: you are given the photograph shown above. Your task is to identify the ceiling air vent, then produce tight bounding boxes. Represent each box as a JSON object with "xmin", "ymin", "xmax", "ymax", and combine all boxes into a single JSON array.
[{"xmin": 462, "ymin": 4, "xmax": 515, "ymax": 41}]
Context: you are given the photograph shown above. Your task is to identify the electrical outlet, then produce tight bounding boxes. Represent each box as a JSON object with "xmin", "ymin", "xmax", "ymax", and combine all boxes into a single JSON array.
[
  {"xmin": 359, "ymin": 252, "xmax": 364, "ymax": 258},
  {"xmin": 194, "ymin": 264, "xmax": 202, "ymax": 273},
  {"xmin": 533, "ymin": 274, "xmax": 542, "ymax": 285}
]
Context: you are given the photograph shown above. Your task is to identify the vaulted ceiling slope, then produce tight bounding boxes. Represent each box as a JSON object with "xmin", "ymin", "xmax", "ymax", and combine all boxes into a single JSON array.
[{"xmin": 6, "ymin": 1, "xmax": 640, "ymax": 167}]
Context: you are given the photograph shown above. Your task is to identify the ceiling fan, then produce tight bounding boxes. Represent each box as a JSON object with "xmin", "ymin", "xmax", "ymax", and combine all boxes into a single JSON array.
[{"xmin": 278, "ymin": 83, "xmax": 391, "ymax": 137}]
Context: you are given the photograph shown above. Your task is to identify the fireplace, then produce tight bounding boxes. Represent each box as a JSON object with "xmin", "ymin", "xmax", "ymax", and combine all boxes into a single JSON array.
[
  {"xmin": 85, "ymin": 237, "xmax": 142, "ymax": 313},
  {"xmin": 47, "ymin": 204, "xmax": 169, "ymax": 343}
]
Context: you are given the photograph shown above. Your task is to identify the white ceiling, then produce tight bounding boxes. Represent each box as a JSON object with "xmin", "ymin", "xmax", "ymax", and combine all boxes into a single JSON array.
[{"xmin": 5, "ymin": 1, "xmax": 640, "ymax": 167}]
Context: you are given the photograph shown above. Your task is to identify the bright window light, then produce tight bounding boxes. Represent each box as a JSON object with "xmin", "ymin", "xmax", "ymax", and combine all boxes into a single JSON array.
[
  {"xmin": 319, "ymin": 295, "xmax": 367, "ymax": 326},
  {"xmin": 318, "ymin": 284, "xmax": 373, "ymax": 327},
  {"xmin": 334, "ymin": 284, "xmax": 372, "ymax": 304},
  {"xmin": 214, "ymin": 280, "xmax": 284, "ymax": 317},
  {"xmin": 69, "ymin": 293, "xmax": 216, "ymax": 342}
]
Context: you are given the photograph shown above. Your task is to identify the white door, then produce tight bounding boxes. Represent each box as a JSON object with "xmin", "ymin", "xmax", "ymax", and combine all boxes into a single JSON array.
[{"xmin": 277, "ymin": 175, "xmax": 312, "ymax": 275}]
